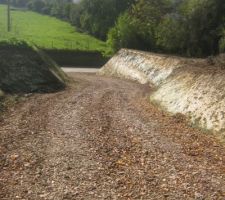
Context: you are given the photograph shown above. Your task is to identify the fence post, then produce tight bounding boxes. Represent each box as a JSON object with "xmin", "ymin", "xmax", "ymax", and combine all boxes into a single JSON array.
[{"xmin": 87, "ymin": 40, "xmax": 90, "ymax": 50}]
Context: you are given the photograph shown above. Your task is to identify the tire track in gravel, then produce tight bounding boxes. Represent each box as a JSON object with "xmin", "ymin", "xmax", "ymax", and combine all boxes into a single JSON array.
[{"xmin": 1, "ymin": 73, "xmax": 225, "ymax": 199}]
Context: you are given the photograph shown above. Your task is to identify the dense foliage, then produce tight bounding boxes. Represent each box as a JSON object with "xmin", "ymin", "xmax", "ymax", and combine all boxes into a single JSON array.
[
  {"xmin": 108, "ymin": 0, "xmax": 225, "ymax": 56},
  {"xmin": 1, "ymin": 0, "xmax": 225, "ymax": 57}
]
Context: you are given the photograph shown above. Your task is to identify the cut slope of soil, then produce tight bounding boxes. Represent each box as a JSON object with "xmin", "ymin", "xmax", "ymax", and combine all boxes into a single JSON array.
[
  {"xmin": 99, "ymin": 49, "xmax": 225, "ymax": 139},
  {"xmin": 0, "ymin": 41, "xmax": 67, "ymax": 93}
]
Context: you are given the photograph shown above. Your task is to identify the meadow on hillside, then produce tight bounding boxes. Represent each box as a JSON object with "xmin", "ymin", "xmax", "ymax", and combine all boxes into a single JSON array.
[{"xmin": 0, "ymin": 5, "xmax": 109, "ymax": 53}]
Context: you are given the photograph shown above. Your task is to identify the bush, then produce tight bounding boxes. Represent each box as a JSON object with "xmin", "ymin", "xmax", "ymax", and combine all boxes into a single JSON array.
[
  {"xmin": 156, "ymin": 16, "xmax": 187, "ymax": 55},
  {"xmin": 107, "ymin": 0, "xmax": 170, "ymax": 53},
  {"xmin": 107, "ymin": 12, "xmax": 156, "ymax": 53},
  {"xmin": 0, "ymin": 38, "xmax": 31, "ymax": 48},
  {"xmin": 107, "ymin": 13, "xmax": 137, "ymax": 52}
]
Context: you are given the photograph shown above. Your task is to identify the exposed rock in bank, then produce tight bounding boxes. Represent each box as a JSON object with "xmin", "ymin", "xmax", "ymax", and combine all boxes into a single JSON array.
[{"xmin": 100, "ymin": 49, "xmax": 225, "ymax": 138}]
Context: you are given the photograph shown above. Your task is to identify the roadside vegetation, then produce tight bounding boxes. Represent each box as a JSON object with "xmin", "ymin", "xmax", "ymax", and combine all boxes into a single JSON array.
[
  {"xmin": 0, "ymin": 4, "xmax": 109, "ymax": 54},
  {"xmin": 9, "ymin": 0, "xmax": 225, "ymax": 57}
]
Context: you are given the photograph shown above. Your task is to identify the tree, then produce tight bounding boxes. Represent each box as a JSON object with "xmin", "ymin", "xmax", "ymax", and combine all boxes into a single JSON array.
[
  {"xmin": 179, "ymin": 0, "xmax": 225, "ymax": 56},
  {"xmin": 77, "ymin": 0, "xmax": 135, "ymax": 40},
  {"xmin": 156, "ymin": 15, "xmax": 187, "ymax": 54},
  {"xmin": 107, "ymin": 0, "xmax": 171, "ymax": 52},
  {"xmin": 107, "ymin": 13, "xmax": 143, "ymax": 51}
]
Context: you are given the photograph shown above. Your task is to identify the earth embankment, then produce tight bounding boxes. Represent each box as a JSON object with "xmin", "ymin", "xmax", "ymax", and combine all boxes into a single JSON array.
[{"xmin": 100, "ymin": 49, "xmax": 225, "ymax": 138}]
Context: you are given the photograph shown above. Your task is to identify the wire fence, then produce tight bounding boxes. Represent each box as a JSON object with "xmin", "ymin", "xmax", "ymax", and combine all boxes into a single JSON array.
[
  {"xmin": 0, "ymin": 23, "xmax": 93, "ymax": 50},
  {"xmin": 41, "ymin": 39, "xmax": 92, "ymax": 50},
  {"xmin": 0, "ymin": 6, "xmax": 97, "ymax": 50}
]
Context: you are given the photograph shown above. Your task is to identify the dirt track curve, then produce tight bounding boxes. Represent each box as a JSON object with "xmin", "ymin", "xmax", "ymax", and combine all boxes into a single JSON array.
[{"xmin": 1, "ymin": 73, "xmax": 225, "ymax": 200}]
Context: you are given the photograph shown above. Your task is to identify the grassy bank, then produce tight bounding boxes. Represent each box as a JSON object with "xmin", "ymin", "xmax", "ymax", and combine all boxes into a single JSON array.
[{"xmin": 0, "ymin": 5, "xmax": 110, "ymax": 54}]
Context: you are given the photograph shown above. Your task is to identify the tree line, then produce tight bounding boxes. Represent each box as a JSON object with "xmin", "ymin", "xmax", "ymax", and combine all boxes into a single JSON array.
[
  {"xmin": 108, "ymin": 0, "xmax": 225, "ymax": 57},
  {"xmin": 2, "ymin": 0, "xmax": 225, "ymax": 57}
]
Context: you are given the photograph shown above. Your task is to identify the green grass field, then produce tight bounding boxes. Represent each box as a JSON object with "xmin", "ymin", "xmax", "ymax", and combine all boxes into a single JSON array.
[{"xmin": 0, "ymin": 5, "xmax": 110, "ymax": 53}]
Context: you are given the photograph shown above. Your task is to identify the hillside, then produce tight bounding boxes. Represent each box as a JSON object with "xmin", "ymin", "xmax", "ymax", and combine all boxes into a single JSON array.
[{"xmin": 0, "ymin": 5, "xmax": 109, "ymax": 53}]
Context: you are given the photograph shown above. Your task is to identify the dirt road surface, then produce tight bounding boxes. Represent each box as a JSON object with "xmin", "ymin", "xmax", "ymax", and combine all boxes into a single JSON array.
[
  {"xmin": 62, "ymin": 68, "xmax": 99, "ymax": 73},
  {"xmin": 1, "ymin": 73, "xmax": 225, "ymax": 200}
]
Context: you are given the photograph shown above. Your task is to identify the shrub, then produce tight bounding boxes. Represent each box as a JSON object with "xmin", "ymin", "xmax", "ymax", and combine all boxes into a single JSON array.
[{"xmin": 107, "ymin": 12, "xmax": 156, "ymax": 53}]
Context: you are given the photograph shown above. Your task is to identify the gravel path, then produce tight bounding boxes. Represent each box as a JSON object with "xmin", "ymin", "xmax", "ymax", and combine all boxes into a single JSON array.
[
  {"xmin": 62, "ymin": 68, "xmax": 99, "ymax": 73},
  {"xmin": 1, "ymin": 73, "xmax": 225, "ymax": 199}
]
